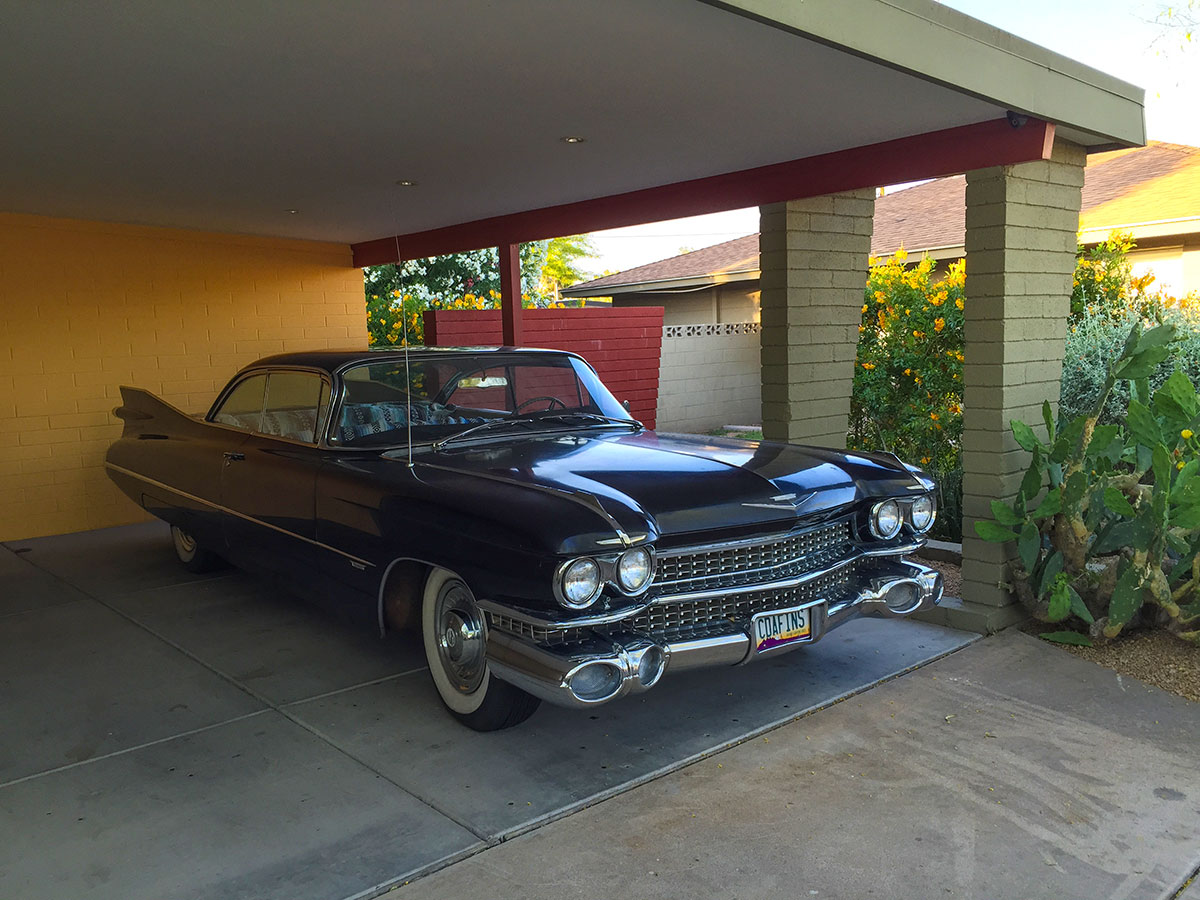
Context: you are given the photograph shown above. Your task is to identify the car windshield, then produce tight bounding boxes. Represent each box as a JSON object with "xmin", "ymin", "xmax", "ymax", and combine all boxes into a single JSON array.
[{"xmin": 333, "ymin": 353, "xmax": 636, "ymax": 447}]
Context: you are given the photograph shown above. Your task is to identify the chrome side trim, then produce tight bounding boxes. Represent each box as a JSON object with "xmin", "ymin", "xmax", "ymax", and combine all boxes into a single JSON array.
[{"xmin": 105, "ymin": 462, "xmax": 376, "ymax": 569}]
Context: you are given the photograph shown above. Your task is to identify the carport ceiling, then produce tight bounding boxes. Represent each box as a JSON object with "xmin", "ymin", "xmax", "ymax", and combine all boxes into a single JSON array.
[{"xmin": 0, "ymin": 0, "xmax": 1144, "ymax": 248}]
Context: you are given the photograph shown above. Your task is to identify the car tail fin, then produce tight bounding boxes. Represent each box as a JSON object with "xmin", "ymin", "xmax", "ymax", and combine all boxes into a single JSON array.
[{"xmin": 113, "ymin": 386, "xmax": 196, "ymax": 437}]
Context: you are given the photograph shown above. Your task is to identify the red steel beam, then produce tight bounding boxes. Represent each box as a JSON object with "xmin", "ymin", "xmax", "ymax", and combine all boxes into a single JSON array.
[
  {"xmin": 499, "ymin": 242, "xmax": 522, "ymax": 346},
  {"xmin": 352, "ymin": 117, "xmax": 1055, "ymax": 267}
]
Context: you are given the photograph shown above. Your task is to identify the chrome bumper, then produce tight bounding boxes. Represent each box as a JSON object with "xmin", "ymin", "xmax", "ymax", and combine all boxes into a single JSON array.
[{"xmin": 484, "ymin": 558, "xmax": 943, "ymax": 710}]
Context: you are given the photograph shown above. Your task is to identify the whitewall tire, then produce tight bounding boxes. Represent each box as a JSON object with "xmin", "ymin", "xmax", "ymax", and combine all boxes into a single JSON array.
[{"xmin": 421, "ymin": 567, "xmax": 540, "ymax": 730}]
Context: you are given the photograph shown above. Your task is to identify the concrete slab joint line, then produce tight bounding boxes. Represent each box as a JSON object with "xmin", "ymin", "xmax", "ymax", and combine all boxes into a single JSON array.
[
  {"xmin": 392, "ymin": 630, "xmax": 1200, "ymax": 900},
  {"xmin": 1, "ymin": 522, "xmax": 978, "ymax": 900}
]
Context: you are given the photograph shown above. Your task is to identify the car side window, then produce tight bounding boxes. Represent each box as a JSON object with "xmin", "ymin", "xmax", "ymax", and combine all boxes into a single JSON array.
[
  {"xmin": 211, "ymin": 374, "xmax": 268, "ymax": 433},
  {"xmin": 261, "ymin": 371, "xmax": 325, "ymax": 443}
]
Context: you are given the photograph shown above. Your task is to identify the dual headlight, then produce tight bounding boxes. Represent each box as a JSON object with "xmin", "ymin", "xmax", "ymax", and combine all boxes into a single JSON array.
[
  {"xmin": 869, "ymin": 494, "xmax": 936, "ymax": 539},
  {"xmin": 558, "ymin": 547, "xmax": 654, "ymax": 609}
]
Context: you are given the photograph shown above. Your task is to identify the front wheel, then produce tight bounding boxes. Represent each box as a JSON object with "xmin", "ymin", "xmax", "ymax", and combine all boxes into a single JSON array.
[
  {"xmin": 170, "ymin": 524, "xmax": 224, "ymax": 574},
  {"xmin": 421, "ymin": 568, "xmax": 540, "ymax": 731}
]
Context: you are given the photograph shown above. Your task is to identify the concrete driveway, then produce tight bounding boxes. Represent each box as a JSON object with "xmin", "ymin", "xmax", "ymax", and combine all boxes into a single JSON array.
[{"xmin": 0, "ymin": 522, "xmax": 973, "ymax": 900}]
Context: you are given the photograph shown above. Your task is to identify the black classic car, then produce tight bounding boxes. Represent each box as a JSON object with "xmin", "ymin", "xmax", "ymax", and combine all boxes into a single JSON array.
[{"xmin": 106, "ymin": 348, "xmax": 943, "ymax": 730}]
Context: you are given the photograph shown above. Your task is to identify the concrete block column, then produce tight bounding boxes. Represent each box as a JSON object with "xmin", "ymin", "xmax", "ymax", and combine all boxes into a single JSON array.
[
  {"xmin": 758, "ymin": 190, "xmax": 875, "ymax": 448},
  {"xmin": 956, "ymin": 139, "xmax": 1086, "ymax": 632}
]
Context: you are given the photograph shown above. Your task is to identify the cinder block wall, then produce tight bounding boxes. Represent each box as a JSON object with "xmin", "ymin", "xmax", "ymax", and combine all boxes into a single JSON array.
[
  {"xmin": 959, "ymin": 141, "xmax": 1086, "ymax": 625},
  {"xmin": 0, "ymin": 213, "xmax": 366, "ymax": 541},
  {"xmin": 656, "ymin": 324, "xmax": 761, "ymax": 433},
  {"xmin": 759, "ymin": 190, "xmax": 875, "ymax": 448}
]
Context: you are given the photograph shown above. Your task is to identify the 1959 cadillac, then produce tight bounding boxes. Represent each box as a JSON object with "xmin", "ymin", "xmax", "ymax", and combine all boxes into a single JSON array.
[{"xmin": 107, "ymin": 347, "xmax": 943, "ymax": 730}]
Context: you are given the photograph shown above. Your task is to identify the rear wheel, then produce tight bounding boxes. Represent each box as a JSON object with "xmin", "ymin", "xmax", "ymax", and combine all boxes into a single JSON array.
[
  {"xmin": 170, "ymin": 524, "xmax": 224, "ymax": 573},
  {"xmin": 421, "ymin": 568, "xmax": 540, "ymax": 731}
]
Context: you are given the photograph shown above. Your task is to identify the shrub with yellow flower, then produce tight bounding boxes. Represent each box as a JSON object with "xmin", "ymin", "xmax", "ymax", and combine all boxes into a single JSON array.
[{"xmin": 851, "ymin": 251, "xmax": 965, "ymax": 486}]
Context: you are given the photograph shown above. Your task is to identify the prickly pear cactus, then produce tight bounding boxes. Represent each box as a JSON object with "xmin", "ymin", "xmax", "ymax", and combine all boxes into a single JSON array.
[{"xmin": 976, "ymin": 322, "xmax": 1200, "ymax": 646}]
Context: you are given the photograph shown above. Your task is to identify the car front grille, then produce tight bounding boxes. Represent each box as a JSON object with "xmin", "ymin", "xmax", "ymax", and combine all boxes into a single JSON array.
[
  {"xmin": 654, "ymin": 519, "xmax": 853, "ymax": 593},
  {"xmin": 485, "ymin": 559, "xmax": 859, "ymax": 647},
  {"xmin": 624, "ymin": 564, "xmax": 855, "ymax": 642}
]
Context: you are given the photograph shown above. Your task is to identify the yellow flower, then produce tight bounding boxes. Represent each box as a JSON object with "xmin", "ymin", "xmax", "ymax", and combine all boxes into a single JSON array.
[
  {"xmin": 904, "ymin": 368, "xmax": 911, "ymax": 376},
  {"xmin": 861, "ymin": 362, "xmax": 876, "ymax": 370},
  {"xmin": 862, "ymin": 303, "xmax": 868, "ymax": 313},
  {"xmin": 934, "ymin": 317, "xmax": 945, "ymax": 332},
  {"xmin": 930, "ymin": 412, "xmax": 939, "ymax": 421},
  {"xmin": 391, "ymin": 290, "xmax": 400, "ymax": 298},
  {"xmin": 913, "ymin": 330, "xmax": 925, "ymax": 339},
  {"xmin": 920, "ymin": 456, "xmax": 932, "ymax": 465},
  {"xmin": 858, "ymin": 325, "xmax": 865, "ymax": 333},
  {"xmin": 955, "ymin": 298, "xmax": 964, "ymax": 310},
  {"xmin": 1183, "ymin": 429, "xmax": 1194, "ymax": 439},
  {"xmin": 1179, "ymin": 461, "xmax": 1187, "ymax": 470}
]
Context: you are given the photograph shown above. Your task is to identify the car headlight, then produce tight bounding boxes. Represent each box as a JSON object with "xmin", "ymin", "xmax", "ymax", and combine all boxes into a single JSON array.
[
  {"xmin": 910, "ymin": 494, "xmax": 936, "ymax": 532},
  {"xmin": 616, "ymin": 547, "xmax": 653, "ymax": 594},
  {"xmin": 870, "ymin": 499, "xmax": 903, "ymax": 539},
  {"xmin": 559, "ymin": 558, "xmax": 602, "ymax": 608}
]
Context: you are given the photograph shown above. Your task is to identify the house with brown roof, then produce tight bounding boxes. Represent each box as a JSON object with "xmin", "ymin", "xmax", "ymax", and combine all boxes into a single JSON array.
[{"xmin": 564, "ymin": 142, "xmax": 1200, "ymax": 321}]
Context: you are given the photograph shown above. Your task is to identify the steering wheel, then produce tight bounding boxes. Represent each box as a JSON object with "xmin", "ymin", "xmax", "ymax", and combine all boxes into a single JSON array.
[{"xmin": 514, "ymin": 395, "xmax": 568, "ymax": 413}]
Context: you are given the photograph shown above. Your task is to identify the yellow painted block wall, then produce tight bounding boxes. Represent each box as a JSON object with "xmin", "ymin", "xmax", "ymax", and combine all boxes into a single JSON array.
[{"xmin": 0, "ymin": 213, "xmax": 367, "ymax": 541}]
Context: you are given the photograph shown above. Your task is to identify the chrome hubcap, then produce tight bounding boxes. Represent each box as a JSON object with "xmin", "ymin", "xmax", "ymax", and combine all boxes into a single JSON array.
[
  {"xmin": 172, "ymin": 526, "xmax": 196, "ymax": 557},
  {"xmin": 435, "ymin": 583, "xmax": 485, "ymax": 694}
]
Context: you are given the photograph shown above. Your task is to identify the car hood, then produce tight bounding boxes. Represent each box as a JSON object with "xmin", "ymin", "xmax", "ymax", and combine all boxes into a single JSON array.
[{"xmin": 413, "ymin": 429, "xmax": 925, "ymax": 548}]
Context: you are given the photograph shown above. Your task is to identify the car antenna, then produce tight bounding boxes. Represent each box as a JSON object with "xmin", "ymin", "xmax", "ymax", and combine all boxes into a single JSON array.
[{"xmin": 395, "ymin": 234, "xmax": 414, "ymax": 469}]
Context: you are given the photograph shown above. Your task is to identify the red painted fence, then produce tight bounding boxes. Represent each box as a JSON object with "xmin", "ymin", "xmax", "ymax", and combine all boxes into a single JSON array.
[{"xmin": 424, "ymin": 307, "xmax": 664, "ymax": 428}]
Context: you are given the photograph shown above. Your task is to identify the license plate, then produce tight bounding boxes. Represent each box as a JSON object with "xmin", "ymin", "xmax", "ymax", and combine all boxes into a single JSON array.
[{"xmin": 751, "ymin": 604, "xmax": 815, "ymax": 653}]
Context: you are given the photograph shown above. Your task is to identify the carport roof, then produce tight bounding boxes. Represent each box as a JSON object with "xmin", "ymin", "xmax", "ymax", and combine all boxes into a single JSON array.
[{"xmin": 0, "ymin": 0, "xmax": 1144, "ymax": 261}]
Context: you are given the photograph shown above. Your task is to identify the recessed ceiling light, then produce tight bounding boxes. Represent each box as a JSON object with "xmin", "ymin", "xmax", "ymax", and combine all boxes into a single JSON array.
[
  {"xmin": 286, "ymin": 208, "xmax": 299, "ymax": 214},
  {"xmin": 395, "ymin": 179, "xmax": 418, "ymax": 187},
  {"xmin": 560, "ymin": 136, "xmax": 586, "ymax": 144}
]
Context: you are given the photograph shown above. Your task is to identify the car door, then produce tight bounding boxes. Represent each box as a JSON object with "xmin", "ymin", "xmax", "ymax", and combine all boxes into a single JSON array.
[{"xmin": 216, "ymin": 369, "xmax": 329, "ymax": 586}]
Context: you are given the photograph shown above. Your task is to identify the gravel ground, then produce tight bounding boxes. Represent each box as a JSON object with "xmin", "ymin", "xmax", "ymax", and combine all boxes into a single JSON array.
[
  {"xmin": 923, "ymin": 559, "xmax": 1199, "ymax": 703},
  {"xmin": 1037, "ymin": 626, "xmax": 1200, "ymax": 703}
]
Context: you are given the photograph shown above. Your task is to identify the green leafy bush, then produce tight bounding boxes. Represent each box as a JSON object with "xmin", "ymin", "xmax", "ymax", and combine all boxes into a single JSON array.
[
  {"xmin": 851, "ymin": 236, "xmax": 1196, "ymax": 547},
  {"xmin": 1061, "ymin": 302, "xmax": 1200, "ymax": 426},
  {"xmin": 975, "ymin": 322, "xmax": 1200, "ymax": 646}
]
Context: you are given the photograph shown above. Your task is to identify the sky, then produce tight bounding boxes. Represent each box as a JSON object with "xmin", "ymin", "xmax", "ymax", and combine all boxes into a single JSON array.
[{"xmin": 581, "ymin": 0, "xmax": 1199, "ymax": 277}]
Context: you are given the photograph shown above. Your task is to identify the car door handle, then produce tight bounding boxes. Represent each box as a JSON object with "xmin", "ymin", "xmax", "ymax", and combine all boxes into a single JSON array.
[{"xmin": 222, "ymin": 451, "xmax": 245, "ymax": 462}]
